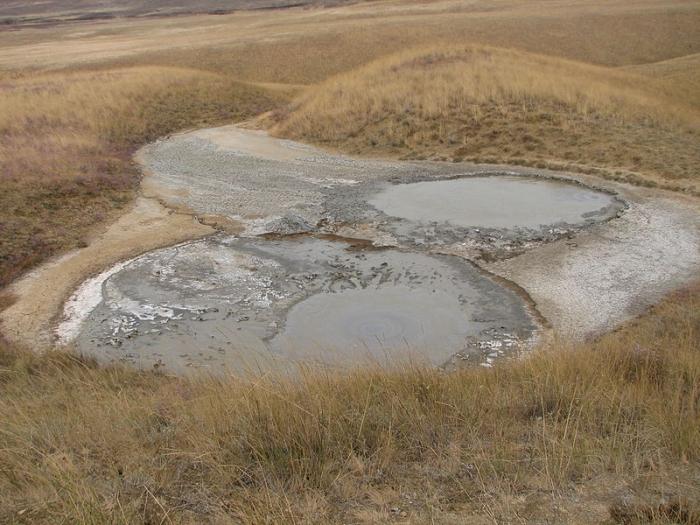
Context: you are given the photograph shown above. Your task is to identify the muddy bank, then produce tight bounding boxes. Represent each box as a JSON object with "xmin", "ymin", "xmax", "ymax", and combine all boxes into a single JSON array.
[
  {"xmin": 55, "ymin": 127, "xmax": 624, "ymax": 372},
  {"xmin": 0, "ymin": 197, "xmax": 213, "ymax": 350},
  {"xmin": 485, "ymin": 187, "xmax": 700, "ymax": 338},
  {"xmin": 135, "ymin": 126, "xmax": 700, "ymax": 340},
  {"xmin": 139, "ymin": 128, "xmax": 625, "ymax": 256}
]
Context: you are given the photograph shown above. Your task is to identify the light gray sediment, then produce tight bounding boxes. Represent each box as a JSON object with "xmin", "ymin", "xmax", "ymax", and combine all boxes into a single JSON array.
[
  {"xmin": 485, "ymin": 190, "xmax": 700, "ymax": 338},
  {"xmin": 73, "ymin": 235, "xmax": 535, "ymax": 374},
  {"xmin": 138, "ymin": 128, "xmax": 625, "ymax": 255}
]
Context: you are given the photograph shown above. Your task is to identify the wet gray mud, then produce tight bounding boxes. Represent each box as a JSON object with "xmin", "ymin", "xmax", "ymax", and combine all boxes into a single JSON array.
[
  {"xmin": 368, "ymin": 176, "xmax": 619, "ymax": 230},
  {"xmin": 329, "ymin": 174, "xmax": 624, "ymax": 260},
  {"xmin": 72, "ymin": 235, "xmax": 534, "ymax": 374},
  {"xmin": 57, "ymin": 127, "xmax": 638, "ymax": 375},
  {"xmin": 137, "ymin": 128, "xmax": 624, "ymax": 259}
]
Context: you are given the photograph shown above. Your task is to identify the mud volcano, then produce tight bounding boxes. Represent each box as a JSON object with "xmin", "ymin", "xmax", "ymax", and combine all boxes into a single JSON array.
[
  {"xmin": 54, "ymin": 128, "xmax": 635, "ymax": 374},
  {"xmin": 60, "ymin": 236, "xmax": 535, "ymax": 374}
]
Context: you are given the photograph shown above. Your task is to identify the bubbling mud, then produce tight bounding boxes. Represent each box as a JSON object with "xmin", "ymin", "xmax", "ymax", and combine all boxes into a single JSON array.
[
  {"xmin": 42, "ymin": 127, "xmax": 700, "ymax": 377},
  {"xmin": 57, "ymin": 172, "xmax": 626, "ymax": 375}
]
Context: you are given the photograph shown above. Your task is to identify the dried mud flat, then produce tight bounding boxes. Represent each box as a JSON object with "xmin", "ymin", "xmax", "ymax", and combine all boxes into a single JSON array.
[
  {"xmin": 2, "ymin": 125, "xmax": 698, "ymax": 374},
  {"xmin": 485, "ymin": 188, "xmax": 700, "ymax": 338}
]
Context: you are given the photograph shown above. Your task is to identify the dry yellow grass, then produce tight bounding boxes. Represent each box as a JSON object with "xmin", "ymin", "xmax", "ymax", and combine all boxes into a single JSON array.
[
  {"xmin": 0, "ymin": 67, "xmax": 282, "ymax": 286},
  {"xmin": 1, "ymin": 3, "xmax": 699, "ymax": 522},
  {"xmin": 273, "ymin": 45, "xmax": 700, "ymax": 191},
  {"xmin": 624, "ymin": 53, "xmax": 700, "ymax": 109},
  {"xmin": 1, "ymin": 285, "xmax": 698, "ymax": 523}
]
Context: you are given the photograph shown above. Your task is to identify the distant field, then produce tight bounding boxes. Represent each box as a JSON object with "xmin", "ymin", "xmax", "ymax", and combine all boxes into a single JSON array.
[
  {"xmin": 0, "ymin": 0, "xmax": 353, "ymax": 26},
  {"xmin": 1, "ymin": 0, "xmax": 700, "ymax": 71}
]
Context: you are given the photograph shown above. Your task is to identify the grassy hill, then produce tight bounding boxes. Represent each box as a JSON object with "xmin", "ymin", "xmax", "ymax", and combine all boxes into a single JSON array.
[
  {"xmin": 624, "ymin": 53, "xmax": 700, "ymax": 108},
  {"xmin": 0, "ymin": 1, "xmax": 699, "ymax": 522},
  {"xmin": 272, "ymin": 45, "xmax": 700, "ymax": 191},
  {"xmin": 0, "ymin": 67, "xmax": 281, "ymax": 287}
]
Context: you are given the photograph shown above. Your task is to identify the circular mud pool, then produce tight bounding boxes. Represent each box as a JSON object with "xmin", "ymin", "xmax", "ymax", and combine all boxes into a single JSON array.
[
  {"xmin": 59, "ymin": 235, "xmax": 536, "ymax": 374},
  {"xmin": 368, "ymin": 175, "xmax": 620, "ymax": 230}
]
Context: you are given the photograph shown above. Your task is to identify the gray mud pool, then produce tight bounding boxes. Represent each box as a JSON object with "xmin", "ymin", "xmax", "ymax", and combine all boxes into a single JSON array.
[
  {"xmin": 62, "ymin": 236, "xmax": 535, "ymax": 374},
  {"xmin": 57, "ymin": 128, "xmax": 632, "ymax": 374},
  {"xmin": 369, "ymin": 176, "xmax": 619, "ymax": 229}
]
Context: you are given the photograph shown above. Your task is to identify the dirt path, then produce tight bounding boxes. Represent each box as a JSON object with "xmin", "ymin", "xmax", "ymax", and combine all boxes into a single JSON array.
[{"xmin": 0, "ymin": 197, "xmax": 212, "ymax": 350}]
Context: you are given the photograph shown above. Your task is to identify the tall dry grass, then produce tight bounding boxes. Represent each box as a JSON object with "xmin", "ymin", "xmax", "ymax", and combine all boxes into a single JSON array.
[
  {"xmin": 0, "ymin": 66, "xmax": 281, "ymax": 287},
  {"xmin": 279, "ymin": 46, "xmax": 693, "ymax": 129},
  {"xmin": 0, "ymin": 286, "xmax": 698, "ymax": 523},
  {"xmin": 273, "ymin": 45, "xmax": 700, "ymax": 190}
]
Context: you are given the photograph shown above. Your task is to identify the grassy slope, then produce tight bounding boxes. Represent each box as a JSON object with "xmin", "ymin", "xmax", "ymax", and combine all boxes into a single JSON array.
[
  {"xmin": 272, "ymin": 45, "xmax": 700, "ymax": 191},
  {"xmin": 0, "ymin": 67, "xmax": 281, "ymax": 287},
  {"xmin": 624, "ymin": 53, "xmax": 700, "ymax": 108},
  {"xmin": 0, "ymin": 2, "xmax": 699, "ymax": 522},
  {"xmin": 1, "ymin": 286, "xmax": 698, "ymax": 523}
]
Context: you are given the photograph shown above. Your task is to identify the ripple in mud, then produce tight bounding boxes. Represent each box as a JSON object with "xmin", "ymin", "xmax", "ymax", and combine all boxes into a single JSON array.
[
  {"xmin": 270, "ymin": 287, "xmax": 473, "ymax": 363},
  {"xmin": 62, "ymin": 235, "xmax": 536, "ymax": 374}
]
